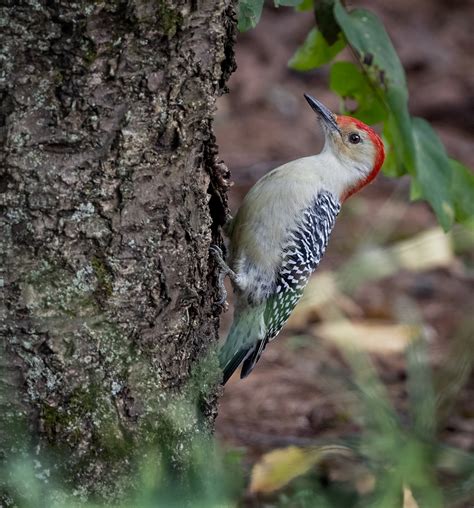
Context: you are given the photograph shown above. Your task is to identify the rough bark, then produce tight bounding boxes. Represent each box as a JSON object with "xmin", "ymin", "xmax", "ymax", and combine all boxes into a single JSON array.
[{"xmin": 1, "ymin": 0, "xmax": 235, "ymax": 501}]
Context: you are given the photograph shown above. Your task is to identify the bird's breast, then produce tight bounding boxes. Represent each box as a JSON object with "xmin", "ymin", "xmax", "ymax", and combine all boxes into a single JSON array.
[{"xmin": 229, "ymin": 160, "xmax": 331, "ymax": 302}]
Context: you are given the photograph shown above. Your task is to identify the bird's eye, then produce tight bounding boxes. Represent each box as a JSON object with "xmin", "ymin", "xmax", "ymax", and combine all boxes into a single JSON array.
[{"xmin": 348, "ymin": 132, "xmax": 361, "ymax": 144}]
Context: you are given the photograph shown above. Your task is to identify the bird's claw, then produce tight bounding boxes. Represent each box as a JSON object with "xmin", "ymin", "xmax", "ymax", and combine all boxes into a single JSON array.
[
  {"xmin": 210, "ymin": 244, "xmax": 230, "ymax": 308},
  {"xmin": 209, "ymin": 244, "xmax": 225, "ymax": 265}
]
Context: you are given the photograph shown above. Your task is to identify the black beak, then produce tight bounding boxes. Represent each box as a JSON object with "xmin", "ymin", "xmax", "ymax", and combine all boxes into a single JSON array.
[{"xmin": 304, "ymin": 94, "xmax": 340, "ymax": 133}]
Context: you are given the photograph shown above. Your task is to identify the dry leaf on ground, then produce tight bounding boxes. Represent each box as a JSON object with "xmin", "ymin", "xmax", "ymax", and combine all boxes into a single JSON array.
[
  {"xmin": 403, "ymin": 486, "xmax": 420, "ymax": 508},
  {"xmin": 313, "ymin": 320, "xmax": 421, "ymax": 354},
  {"xmin": 249, "ymin": 445, "xmax": 352, "ymax": 494}
]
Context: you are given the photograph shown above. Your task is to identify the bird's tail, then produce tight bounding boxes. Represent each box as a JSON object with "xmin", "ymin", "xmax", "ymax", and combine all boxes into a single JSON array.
[{"xmin": 219, "ymin": 305, "xmax": 265, "ymax": 384}]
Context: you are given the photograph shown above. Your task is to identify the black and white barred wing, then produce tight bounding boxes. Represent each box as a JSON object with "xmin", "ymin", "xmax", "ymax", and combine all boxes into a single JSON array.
[
  {"xmin": 240, "ymin": 191, "xmax": 340, "ymax": 378},
  {"xmin": 265, "ymin": 191, "xmax": 340, "ymax": 338}
]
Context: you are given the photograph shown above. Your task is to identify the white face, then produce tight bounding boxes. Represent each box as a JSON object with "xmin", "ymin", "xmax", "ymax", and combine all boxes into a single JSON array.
[
  {"xmin": 325, "ymin": 120, "xmax": 378, "ymax": 178},
  {"xmin": 317, "ymin": 118, "xmax": 384, "ymax": 201}
]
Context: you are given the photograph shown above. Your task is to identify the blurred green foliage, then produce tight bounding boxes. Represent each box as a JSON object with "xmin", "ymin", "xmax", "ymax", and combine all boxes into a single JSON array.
[
  {"xmin": 248, "ymin": 337, "xmax": 474, "ymax": 507},
  {"xmin": 0, "ymin": 419, "xmax": 244, "ymax": 507},
  {"xmin": 238, "ymin": 0, "xmax": 474, "ymax": 231},
  {"xmin": 3, "ymin": 336, "xmax": 474, "ymax": 506}
]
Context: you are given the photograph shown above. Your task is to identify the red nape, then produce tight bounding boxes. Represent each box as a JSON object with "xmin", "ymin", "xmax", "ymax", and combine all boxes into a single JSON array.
[{"xmin": 337, "ymin": 116, "xmax": 385, "ymax": 201}]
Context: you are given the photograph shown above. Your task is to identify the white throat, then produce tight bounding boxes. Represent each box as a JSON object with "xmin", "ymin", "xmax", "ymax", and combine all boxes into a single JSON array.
[{"xmin": 312, "ymin": 144, "xmax": 361, "ymax": 200}]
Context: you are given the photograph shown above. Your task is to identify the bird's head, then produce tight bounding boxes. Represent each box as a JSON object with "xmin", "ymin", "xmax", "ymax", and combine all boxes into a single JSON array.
[{"xmin": 304, "ymin": 94, "xmax": 385, "ymax": 201}]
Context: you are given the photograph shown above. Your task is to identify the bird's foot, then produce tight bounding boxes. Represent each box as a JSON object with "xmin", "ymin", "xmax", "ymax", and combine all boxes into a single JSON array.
[
  {"xmin": 209, "ymin": 245, "xmax": 236, "ymax": 309},
  {"xmin": 209, "ymin": 244, "xmax": 225, "ymax": 266},
  {"xmin": 210, "ymin": 245, "xmax": 238, "ymax": 277}
]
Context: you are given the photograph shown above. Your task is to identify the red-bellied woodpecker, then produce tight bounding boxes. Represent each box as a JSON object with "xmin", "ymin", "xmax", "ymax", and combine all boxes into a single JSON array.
[{"xmin": 212, "ymin": 94, "xmax": 385, "ymax": 384}]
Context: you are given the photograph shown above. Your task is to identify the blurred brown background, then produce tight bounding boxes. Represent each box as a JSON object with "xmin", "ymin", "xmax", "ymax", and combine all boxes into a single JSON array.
[{"xmin": 213, "ymin": 0, "xmax": 474, "ymax": 467}]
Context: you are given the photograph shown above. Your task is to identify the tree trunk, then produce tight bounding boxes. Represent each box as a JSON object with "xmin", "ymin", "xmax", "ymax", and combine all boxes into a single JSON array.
[{"xmin": 1, "ymin": 0, "xmax": 235, "ymax": 500}]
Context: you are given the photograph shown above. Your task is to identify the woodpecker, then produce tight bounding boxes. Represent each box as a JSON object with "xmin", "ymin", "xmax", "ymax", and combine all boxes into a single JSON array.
[{"xmin": 212, "ymin": 94, "xmax": 385, "ymax": 384}]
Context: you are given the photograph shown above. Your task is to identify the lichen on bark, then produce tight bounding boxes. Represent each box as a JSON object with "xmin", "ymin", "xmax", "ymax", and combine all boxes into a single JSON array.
[{"xmin": 1, "ymin": 0, "xmax": 236, "ymax": 501}]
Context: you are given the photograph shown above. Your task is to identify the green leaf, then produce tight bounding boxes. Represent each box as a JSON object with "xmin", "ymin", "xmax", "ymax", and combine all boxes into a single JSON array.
[
  {"xmin": 296, "ymin": 0, "xmax": 314, "ymax": 11},
  {"xmin": 410, "ymin": 178, "xmax": 423, "ymax": 201},
  {"xmin": 238, "ymin": 0, "xmax": 265, "ymax": 31},
  {"xmin": 289, "ymin": 28, "xmax": 345, "ymax": 71},
  {"xmin": 333, "ymin": 1, "xmax": 406, "ymax": 88},
  {"xmin": 330, "ymin": 61, "xmax": 386, "ymax": 124},
  {"xmin": 274, "ymin": 0, "xmax": 304, "ymax": 6},
  {"xmin": 411, "ymin": 117, "xmax": 455, "ymax": 230},
  {"xmin": 315, "ymin": 0, "xmax": 340, "ymax": 44},
  {"xmin": 380, "ymin": 147, "xmax": 400, "ymax": 178},
  {"xmin": 450, "ymin": 159, "xmax": 474, "ymax": 223},
  {"xmin": 386, "ymin": 89, "xmax": 416, "ymax": 171},
  {"xmin": 333, "ymin": 0, "xmax": 416, "ymax": 168},
  {"xmin": 381, "ymin": 127, "xmax": 407, "ymax": 178}
]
